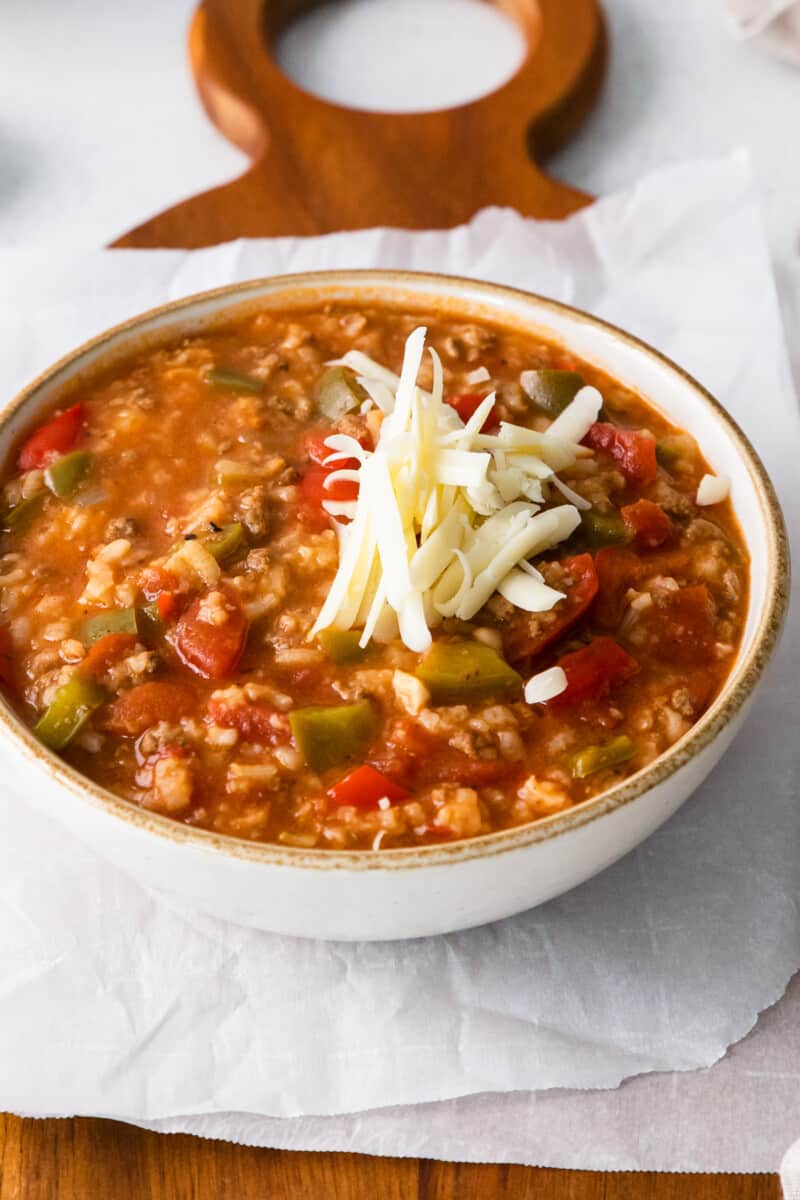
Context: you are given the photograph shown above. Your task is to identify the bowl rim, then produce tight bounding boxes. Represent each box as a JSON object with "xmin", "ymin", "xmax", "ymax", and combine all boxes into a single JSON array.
[{"xmin": 0, "ymin": 269, "xmax": 790, "ymax": 872}]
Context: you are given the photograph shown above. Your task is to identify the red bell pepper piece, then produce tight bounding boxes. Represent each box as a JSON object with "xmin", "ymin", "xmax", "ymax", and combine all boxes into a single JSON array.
[
  {"xmin": 621, "ymin": 499, "xmax": 674, "ymax": 549},
  {"xmin": 175, "ymin": 589, "xmax": 248, "ymax": 680},
  {"xmin": 445, "ymin": 393, "xmax": 498, "ymax": 431},
  {"xmin": 18, "ymin": 404, "xmax": 84, "ymax": 471},
  {"xmin": 504, "ymin": 553, "xmax": 599, "ymax": 663},
  {"xmin": 328, "ymin": 764, "xmax": 408, "ymax": 810},
  {"xmin": 583, "ymin": 423, "xmax": 658, "ymax": 486},
  {"xmin": 549, "ymin": 637, "xmax": 639, "ymax": 707}
]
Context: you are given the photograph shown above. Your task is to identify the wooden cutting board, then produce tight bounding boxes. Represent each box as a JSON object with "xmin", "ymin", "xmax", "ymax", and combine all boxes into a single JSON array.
[{"xmin": 115, "ymin": 0, "xmax": 605, "ymax": 248}]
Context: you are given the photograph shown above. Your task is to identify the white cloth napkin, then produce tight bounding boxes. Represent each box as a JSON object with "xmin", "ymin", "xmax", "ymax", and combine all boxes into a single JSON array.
[
  {"xmin": 1, "ymin": 153, "xmax": 799, "ymax": 1171},
  {"xmin": 726, "ymin": 0, "xmax": 800, "ymax": 63}
]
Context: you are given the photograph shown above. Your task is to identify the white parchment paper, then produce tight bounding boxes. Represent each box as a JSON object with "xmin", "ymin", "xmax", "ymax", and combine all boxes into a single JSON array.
[
  {"xmin": 140, "ymin": 975, "xmax": 800, "ymax": 1173},
  {"xmin": 1, "ymin": 154, "xmax": 798, "ymax": 1168}
]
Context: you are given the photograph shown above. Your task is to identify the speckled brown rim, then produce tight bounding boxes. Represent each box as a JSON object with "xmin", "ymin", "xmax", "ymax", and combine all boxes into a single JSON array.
[{"xmin": 0, "ymin": 271, "xmax": 790, "ymax": 872}]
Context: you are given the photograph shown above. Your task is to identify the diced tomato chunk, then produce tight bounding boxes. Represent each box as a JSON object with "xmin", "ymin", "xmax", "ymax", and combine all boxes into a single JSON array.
[
  {"xmin": 17, "ymin": 403, "xmax": 84, "ymax": 471},
  {"xmin": 418, "ymin": 752, "xmax": 521, "ymax": 788},
  {"xmin": 175, "ymin": 590, "xmax": 248, "ymax": 680},
  {"xmin": 636, "ymin": 585, "xmax": 717, "ymax": 666},
  {"xmin": 0, "ymin": 625, "xmax": 14, "ymax": 691},
  {"xmin": 300, "ymin": 464, "xmax": 359, "ymax": 506},
  {"xmin": 504, "ymin": 553, "xmax": 599, "ymax": 664},
  {"xmin": 397, "ymin": 721, "xmax": 440, "ymax": 759},
  {"xmin": 550, "ymin": 637, "xmax": 639, "ymax": 707},
  {"xmin": 100, "ymin": 681, "xmax": 197, "ymax": 736},
  {"xmin": 621, "ymin": 499, "xmax": 674, "ymax": 549},
  {"xmin": 593, "ymin": 546, "xmax": 643, "ymax": 629},
  {"xmin": 303, "ymin": 432, "xmax": 335, "ymax": 466},
  {"xmin": 299, "ymin": 465, "xmax": 359, "ymax": 530},
  {"xmin": 583, "ymin": 423, "xmax": 658, "ymax": 486},
  {"xmin": 301, "ymin": 430, "xmax": 365, "ymax": 468},
  {"xmin": 207, "ymin": 698, "xmax": 290, "ymax": 744},
  {"xmin": 141, "ymin": 566, "xmax": 181, "ymax": 601},
  {"xmin": 445, "ymin": 393, "xmax": 498, "ymax": 431},
  {"xmin": 370, "ymin": 720, "xmax": 520, "ymax": 791},
  {"xmin": 328, "ymin": 764, "xmax": 408, "ymax": 810},
  {"xmin": 297, "ymin": 427, "xmax": 367, "ymax": 528},
  {"xmin": 156, "ymin": 592, "xmax": 181, "ymax": 621},
  {"xmin": 368, "ymin": 719, "xmax": 439, "ymax": 785},
  {"xmin": 80, "ymin": 633, "xmax": 138, "ymax": 681}
]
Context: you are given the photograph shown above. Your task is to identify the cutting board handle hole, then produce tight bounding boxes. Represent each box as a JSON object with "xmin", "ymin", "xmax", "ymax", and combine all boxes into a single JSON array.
[{"xmin": 271, "ymin": 0, "xmax": 531, "ymax": 114}]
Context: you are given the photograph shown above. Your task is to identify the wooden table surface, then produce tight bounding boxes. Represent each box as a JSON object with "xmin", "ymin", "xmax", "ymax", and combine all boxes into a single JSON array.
[{"xmin": 0, "ymin": 1115, "xmax": 779, "ymax": 1198}]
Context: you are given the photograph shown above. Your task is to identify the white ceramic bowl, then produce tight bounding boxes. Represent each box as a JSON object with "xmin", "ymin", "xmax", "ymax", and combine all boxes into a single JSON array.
[{"xmin": 0, "ymin": 272, "xmax": 789, "ymax": 940}]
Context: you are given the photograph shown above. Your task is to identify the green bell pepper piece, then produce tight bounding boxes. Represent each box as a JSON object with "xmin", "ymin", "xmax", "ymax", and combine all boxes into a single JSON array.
[
  {"xmin": 416, "ymin": 641, "xmax": 522, "ymax": 705},
  {"xmin": 522, "ymin": 370, "xmax": 585, "ymax": 417},
  {"xmin": 581, "ymin": 508, "xmax": 629, "ymax": 548},
  {"xmin": 34, "ymin": 675, "xmax": 106, "ymax": 751},
  {"xmin": 205, "ymin": 367, "xmax": 264, "ymax": 394},
  {"xmin": 204, "ymin": 522, "xmax": 247, "ymax": 563},
  {"xmin": 45, "ymin": 450, "xmax": 92, "ymax": 498},
  {"xmin": 81, "ymin": 607, "xmax": 143, "ymax": 645},
  {"xmin": 2, "ymin": 493, "xmax": 44, "ymax": 533},
  {"xmin": 570, "ymin": 735, "xmax": 636, "ymax": 780},
  {"xmin": 82, "ymin": 605, "xmax": 169, "ymax": 646},
  {"xmin": 315, "ymin": 366, "xmax": 368, "ymax": 420},
  {"xmin": 318, "ymin": 628, "xmax": 368, "ymax": 664},
  {"xmin": 289, "ymin": 701, "xmax": 379, "ymax": 774}
]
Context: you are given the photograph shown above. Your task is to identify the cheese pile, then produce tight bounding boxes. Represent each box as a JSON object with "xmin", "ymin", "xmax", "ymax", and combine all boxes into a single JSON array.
[{"xmin": 310, "ymin": 327, "xmax": 603, "ymax": 653}]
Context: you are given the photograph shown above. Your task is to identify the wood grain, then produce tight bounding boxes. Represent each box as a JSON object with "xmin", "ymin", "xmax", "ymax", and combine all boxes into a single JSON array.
[
  {"xmin": 0, "ymin": 1115, "xmax": 781, "ymax": 1199},
  {"xmin": 115, "ymin": 0, "xmax": 606, "ymax": 248}
]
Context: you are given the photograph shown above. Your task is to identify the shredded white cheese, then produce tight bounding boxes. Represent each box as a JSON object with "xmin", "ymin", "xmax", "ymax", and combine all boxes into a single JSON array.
[
  {"xmin": 546, "ymin": 386, "xmax": 603, "ymax": 443},
  {"xmin": 497, "ymin": 567, "xmax": 564, "ymax": 612},
  {"xmin": 696, "ymin": 472, "xmax": 730, "ymax": 506},
  {"xmin": 310, "ymin": 328, "xmax": 594, "ymax": 653},
  {"xmin": 524, "ymin": 666, "xmax": 568, "ymax": 704}
]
